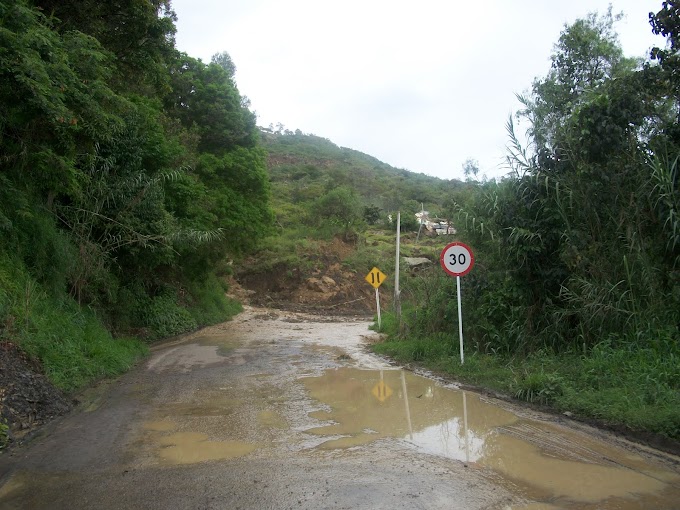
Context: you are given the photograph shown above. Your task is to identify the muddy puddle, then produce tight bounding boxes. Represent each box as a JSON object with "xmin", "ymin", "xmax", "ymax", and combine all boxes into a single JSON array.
[{"xmin": 302, "ymin": 367, "xmax": 680, "ymax": 509}]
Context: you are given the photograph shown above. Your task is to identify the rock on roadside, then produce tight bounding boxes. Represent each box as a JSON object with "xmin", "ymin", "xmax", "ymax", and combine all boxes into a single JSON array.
[{"xmin": 0, "ymin": 342, "xmax": 73, "ymax": 449}]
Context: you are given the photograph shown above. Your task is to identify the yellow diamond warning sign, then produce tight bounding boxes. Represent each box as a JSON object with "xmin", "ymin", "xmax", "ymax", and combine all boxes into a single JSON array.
[
  {"xmin": 365, "ymin": 267, "xmax": 387, "ymax": 289},
  {"xmin": 372, "ymin": 380, "xmax": 393, "ymax": 402}
]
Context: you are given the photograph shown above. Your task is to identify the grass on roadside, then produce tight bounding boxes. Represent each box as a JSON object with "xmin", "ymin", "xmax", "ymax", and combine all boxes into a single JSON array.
[
  {"xmin": 1, "ymin": 254, "xmax": 148, "ymax": 392},
  {"xmin": 17, "ymin": 295, "xmax": 148, "ymax": 392},
  {"xmin": 371, "ymin": 317, "xmax": 680, "ymax": 441}
]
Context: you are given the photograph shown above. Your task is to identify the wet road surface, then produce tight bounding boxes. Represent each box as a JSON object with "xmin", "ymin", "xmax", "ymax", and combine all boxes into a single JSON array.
[{"xmin": 1, "ymin": 307, "xmax": 679, "ymax": 509}]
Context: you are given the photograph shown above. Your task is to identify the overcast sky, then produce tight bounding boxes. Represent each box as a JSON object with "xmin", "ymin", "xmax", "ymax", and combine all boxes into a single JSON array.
[{"xmin": 170, "ymin": 0, "xmax": 667, "ymax": 181}]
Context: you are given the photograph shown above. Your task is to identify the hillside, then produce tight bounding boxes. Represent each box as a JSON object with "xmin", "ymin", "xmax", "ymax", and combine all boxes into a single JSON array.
[
  {"xmin": 234, "ymin": 129, "xmax": 460, "ymax": 315},
  {"xmin": 260, "ymin": 129, "xmax": 466, "ymax": 218}
]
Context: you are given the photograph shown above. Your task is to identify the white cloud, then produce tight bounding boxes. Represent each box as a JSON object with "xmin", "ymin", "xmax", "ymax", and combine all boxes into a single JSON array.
[{"xmin": 171, "ymin": 0, "xmax": 667, "ymax": 180}]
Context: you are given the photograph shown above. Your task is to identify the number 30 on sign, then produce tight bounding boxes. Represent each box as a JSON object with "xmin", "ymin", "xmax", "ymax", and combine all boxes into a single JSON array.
[{"xmin": 440, "ymin": 242, "xmax": 474, "ymax": 277}]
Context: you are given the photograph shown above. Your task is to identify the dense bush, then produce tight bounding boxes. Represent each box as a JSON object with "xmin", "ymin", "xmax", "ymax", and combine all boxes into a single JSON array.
[
  {"xmin": 373, "ymin": 7, "xmax": 680, "ymax": 440},
  {"xmin": 0, "ymin": 0, "xmax": 271, "ymax": 390}
]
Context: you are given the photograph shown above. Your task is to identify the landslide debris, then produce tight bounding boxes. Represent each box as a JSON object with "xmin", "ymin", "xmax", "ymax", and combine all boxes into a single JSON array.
[
  {"xmin": 237, "ymin": 237, "xmax": 378, "ymax": 316},
  {"xmin": 0, "ymin": 341, "xmax": 72, "ymax": 448}
]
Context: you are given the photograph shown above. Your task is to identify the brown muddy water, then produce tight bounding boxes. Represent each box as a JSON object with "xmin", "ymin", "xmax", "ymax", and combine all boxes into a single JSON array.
[
  {"xmin": 139, "ymin": 312, "xmax": 680, "ymax": 509},
  {"xmin": 302, "ymin": 367, "xmax": 680, "ymax": 509}
]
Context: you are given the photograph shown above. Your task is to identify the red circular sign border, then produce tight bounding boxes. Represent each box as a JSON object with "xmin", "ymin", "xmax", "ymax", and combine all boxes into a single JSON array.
[{"xmin": 439, "ymin": 242, "xmax": 475, "ymax": 277}]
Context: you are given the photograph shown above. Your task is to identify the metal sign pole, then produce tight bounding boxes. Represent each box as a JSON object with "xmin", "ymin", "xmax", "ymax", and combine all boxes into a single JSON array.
[
  {"xmin": 365, "ymin": 267, "xmax": 386, "ymax": 332},
  {"xmin": 457, "ymin": 275, "xmax": 464, "ymax": 364},
  {"xmin": 365, "ymin": 267, "xmax": 386, "ymax": 330},
  {"xmin": 440, "ymin": 242, "xmax": 473, "ymax": 366},
  {"xmin": 375, "ymin": 287, "xmax": 381, "ymax": 330}
]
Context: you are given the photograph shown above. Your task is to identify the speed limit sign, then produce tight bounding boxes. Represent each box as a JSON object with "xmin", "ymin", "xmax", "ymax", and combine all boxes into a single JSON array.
[
  {"xmin": 439, "ymin": 241, "xmax": 474, "ymax": 365},
  {"xmin": 440, "ymin": 242, "xmax": 474, "ymax": 277}
]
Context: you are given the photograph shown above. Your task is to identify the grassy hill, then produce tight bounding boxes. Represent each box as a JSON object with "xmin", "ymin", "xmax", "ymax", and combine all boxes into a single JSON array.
[
  {"xmin": 260, "ymin": 129, "xmax": 466, "ymax": 224},
  {"xmin": 235, "ymin": 129, "xmax": 462, "ymax": 314}
]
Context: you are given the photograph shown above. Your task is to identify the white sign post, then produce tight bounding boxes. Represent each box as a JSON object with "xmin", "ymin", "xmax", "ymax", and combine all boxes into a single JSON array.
[{"xmin": 439, "ymin": 242, "xmax": 475, "ymax": 364}]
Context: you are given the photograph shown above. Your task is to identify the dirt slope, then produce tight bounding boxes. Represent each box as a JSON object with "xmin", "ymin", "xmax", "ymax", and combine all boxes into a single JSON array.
[
  {"xmin": 237, "ymin": 237, "xmax": 379, "ymax": 316},
  {"xmin": 0, "ymin": 342, "xmax": 72, "ymax": 447}
]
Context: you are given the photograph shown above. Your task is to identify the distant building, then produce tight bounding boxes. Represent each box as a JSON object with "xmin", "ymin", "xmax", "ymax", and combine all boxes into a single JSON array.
[{"xmin": 415, "ymin": 211, "xmax": 456, "ymax": 235}]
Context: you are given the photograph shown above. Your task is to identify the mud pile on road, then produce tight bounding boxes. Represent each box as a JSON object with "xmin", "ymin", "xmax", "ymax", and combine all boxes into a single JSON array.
[
  {"xmin": 240, "ymin": 269, "xmax": 376, "ymax": 316},
  {"xmin": 0, "ymin": 342, "xmax": 72, "ymax": 447},
  {"xmin": 237, "ymin": 237, "xmax": 378, "ymax": 317}
]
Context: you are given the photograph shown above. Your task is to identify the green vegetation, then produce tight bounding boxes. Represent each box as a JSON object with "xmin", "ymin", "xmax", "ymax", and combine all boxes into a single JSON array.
[
  {"xmin": 0, "ymin": 253, "xmax": 147, "ymax": 391},
  {"xmin": 243, "ymin": 128, "xmax": 466, "ymax": 279},
  {"xmin": 374, "ymin": 331, "xmax": 680, "ymax": 439},
  {"xmin": 368, "ymin": 6, "xmax": 680, "ymax": 441},
  {"xmin": 0, "ymin": 419, "xmax": 8, "ymax": 450},
  {"xmin": 1, "ymin": 0, "xmax": 678, "ymax": 446},
  {"xmin": 0, "ymin": 1, "xmax": 268, "ymax": 391}
]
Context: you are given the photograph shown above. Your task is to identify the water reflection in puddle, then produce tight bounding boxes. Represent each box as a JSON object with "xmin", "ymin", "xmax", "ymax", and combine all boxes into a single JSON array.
[{"xmin": 302, "ymin": 367, "xmax": 680, "ymax": 509}]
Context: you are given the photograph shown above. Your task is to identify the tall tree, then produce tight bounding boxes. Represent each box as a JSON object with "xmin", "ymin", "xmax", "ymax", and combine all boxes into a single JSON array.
[
  {"xmin": 30, "ymin": 0, "xmax": 177, "ymax": 93},
  {"xmin": 164, "ymin": 52, "xmax": 272, "ymax": 258},
  {"xmin": 650, "ymin": 1, "xmax": 680, "ymax": 144},
  {"xmin": 211, "ymin": 51, "xmax": 236, "ymax": 79},
  {"xmin": 165, "ymin": 53, "xmax": 257, "ymax": 154},
  {"xmin": 1, "ymin": 0, "xmax": 274, "ymax": 335},
  {"xmin": 522, "ymin": 7, "xmax": 636, "ymax": 169},
  {"xmin": 491, "ymin": 8, "xmax": 671, "ymax": 350}
]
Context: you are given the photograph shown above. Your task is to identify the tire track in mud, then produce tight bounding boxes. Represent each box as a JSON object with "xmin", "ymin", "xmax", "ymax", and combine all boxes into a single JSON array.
[
  {"xmin": 498, "ymin": 422, "xmax": 618, "ymax": 466},
  {"xmin": 498, "ymin": 421, "xmax": 680, "ymax": 493}
]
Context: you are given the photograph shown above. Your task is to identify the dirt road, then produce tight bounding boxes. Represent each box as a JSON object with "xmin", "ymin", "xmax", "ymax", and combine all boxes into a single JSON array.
[{"xmin": 1, "ymin": 307, "xmax": 679, "ymax": 509}]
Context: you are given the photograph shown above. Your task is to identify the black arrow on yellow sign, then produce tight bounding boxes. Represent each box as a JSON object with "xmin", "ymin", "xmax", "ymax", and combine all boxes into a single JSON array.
[{"xmin": 365, "ymin": 267, "xmax": 387, "ymax": 289}]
